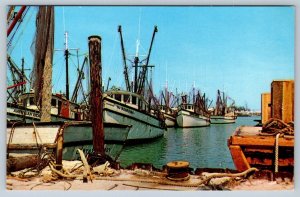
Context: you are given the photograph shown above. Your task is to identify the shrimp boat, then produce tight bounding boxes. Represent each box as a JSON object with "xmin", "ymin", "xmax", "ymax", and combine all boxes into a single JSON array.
[
  {"xmin": 7, "ymin": 121, "xmax": 131, "ymax": 161},
  {"xmin": 157, "ymin": 86, "xmax": 177, "ymax": 127},
  {"xmin": 210, "ymin": 112, "xmax": 236, "ymax": 124},
  {"xmin": 211, "ymin": 90, "xmax": 237, "ymax": 124},
  {"xmin": 103, "ymin": 90, "xmax": 166, "ymax": 143},
  {"xmin": 176, "ymin": 92, "xmax": 210, "ymax": 128},
  {"xmin": 102, "ymin": 25, "xmax": 166, "ymax": 143},
  {"xmin": 7, "ymin": 91, "xmax": 86, "ymax": 123},
  {"xmin": 158, "ymin": 105, "xmax": 176, "ymax": 127},
  {"xmin": 6, "ymin": 6, "xmax": 131, "ymax": 162}
]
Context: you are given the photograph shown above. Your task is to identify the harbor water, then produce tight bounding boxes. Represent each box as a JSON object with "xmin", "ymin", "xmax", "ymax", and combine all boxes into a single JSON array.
[{"xmin": 118, "ymin": 116, "xmax": 259, "ymax": 170}]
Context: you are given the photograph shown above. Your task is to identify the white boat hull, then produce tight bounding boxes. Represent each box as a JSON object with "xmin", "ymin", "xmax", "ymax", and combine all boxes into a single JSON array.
[
  {"xmin": 103, "ymin": 97, "xmax": 165, "ymax": 143},
  {"xmin": 164, "ymin": 113, "xmax": 176, "ymax": 127},
  {"xmin": 210, "ymin": 115, "xmax": 236, "ymax": 124},
  {"xmin": 7, "ymin": 121, "xmax": 131, "ymax": 161},
  {"xmin": 176, "ymin": 110, "xmax": 210, "ymax": 128}
]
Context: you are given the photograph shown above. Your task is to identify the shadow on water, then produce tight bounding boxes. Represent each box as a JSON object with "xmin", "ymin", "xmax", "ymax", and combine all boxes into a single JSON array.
[{"xmin": 118, "ymin": 116, "xmax": 260, "ymax": 169}]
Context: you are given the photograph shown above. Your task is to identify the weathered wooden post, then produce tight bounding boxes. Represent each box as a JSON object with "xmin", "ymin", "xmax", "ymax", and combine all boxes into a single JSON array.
[
  {"xmin": 33, "ymin": 6, "xmax": 54, "ymax": 122},
  {"xmin": 88, "ymin": 36, "xmax": 104, "ymax": 155}
]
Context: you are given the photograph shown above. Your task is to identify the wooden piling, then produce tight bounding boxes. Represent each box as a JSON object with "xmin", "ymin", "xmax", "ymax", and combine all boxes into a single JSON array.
[
  {"xmin": 88, "ymin": 36, "xmax": 104, "ymax": 155},
  {"xmin": 261, "ymin": 93, "xmax": 271, "ymax": 124},
  {"xmin": 271, "ymin": 80, "xmax": 294, "ymax": 123}
]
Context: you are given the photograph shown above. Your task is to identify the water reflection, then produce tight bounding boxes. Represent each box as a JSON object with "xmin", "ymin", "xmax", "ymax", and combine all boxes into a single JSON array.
[{"xmin": 118, "ymin": 116, "xmax": 259, "ymax": 169}]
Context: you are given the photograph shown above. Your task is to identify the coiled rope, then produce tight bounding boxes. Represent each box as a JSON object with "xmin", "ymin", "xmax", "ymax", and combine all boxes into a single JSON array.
[{"xmin": 260, "ymin": 118, "xmax": 294, "ymax": 136}]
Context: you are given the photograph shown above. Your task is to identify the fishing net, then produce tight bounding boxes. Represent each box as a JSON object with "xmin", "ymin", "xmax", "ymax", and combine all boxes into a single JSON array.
[{"xmin": 30, "ymin": 6, "xmax": 54, "ymax": 121}]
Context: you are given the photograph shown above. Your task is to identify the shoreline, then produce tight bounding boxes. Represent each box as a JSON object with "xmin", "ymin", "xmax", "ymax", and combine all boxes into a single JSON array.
[{"xmin": 6, "ymin": 160, "xmax": 294, "ymax": 191}]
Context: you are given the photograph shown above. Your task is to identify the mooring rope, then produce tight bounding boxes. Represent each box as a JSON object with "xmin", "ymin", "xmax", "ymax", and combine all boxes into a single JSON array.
[
  {"xmin": 275, "ymin": 133, "xmax": 280, "ymax": 173},
  {"xmin": 260, "ymin": 118, "xmax": 294, "ymax": 136},
  {"xmin": 92, "ymin": 167, "xmax": 258, "ymax": 188}
]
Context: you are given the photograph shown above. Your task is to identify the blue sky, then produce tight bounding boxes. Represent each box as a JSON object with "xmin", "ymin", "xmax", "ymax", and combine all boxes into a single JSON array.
[{"xmin": 7, "ymin": 6, "xmax": 294, "ymax": 110}]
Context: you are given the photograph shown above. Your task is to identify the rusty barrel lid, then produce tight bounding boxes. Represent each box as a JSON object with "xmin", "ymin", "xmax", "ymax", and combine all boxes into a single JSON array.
[{"xmin": 167, "ymin": 161, "xmax": 189, "ymax": 169}]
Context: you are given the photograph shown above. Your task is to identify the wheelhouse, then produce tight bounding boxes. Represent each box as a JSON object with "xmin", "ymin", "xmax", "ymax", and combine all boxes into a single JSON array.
[
  {"xmin": 17, "ymin": 92, "xmax": 83, "ymax": 120},
  {"xmin": 104, "ymin": 91, "xmax": 150, "ymax": 112}
]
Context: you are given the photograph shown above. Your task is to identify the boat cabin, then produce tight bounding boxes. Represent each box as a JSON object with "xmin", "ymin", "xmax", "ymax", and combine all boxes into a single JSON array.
[
  {"xmin": 18, "ymin": 92, "xmax": 83, "ymax": 120},
  {"xmin": 179, "ymin": 104, "xmax": 195, "ymax": 112},
  {"xmin": 104, "ymin": 91, "xmax": 150, "ymax": 112},
  {"xmin": 158, "ymin": 105, "xmax": 177, "ymax": 115}
]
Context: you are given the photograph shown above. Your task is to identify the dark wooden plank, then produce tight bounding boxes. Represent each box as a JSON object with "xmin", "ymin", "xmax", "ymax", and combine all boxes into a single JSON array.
[{"xmin": 228, "ymin": 145, "xmax": 250, "ymax": 172}]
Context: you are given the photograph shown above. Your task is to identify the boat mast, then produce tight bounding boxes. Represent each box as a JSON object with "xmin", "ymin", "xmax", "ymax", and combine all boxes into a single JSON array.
[
  {"xmin": 71, "ymin": 56, "xmax": 88, "ymax": 103},
  {"xmin": 118, "ymin": 26, "xmax": 131, "ymax": 92},
  {"xmin": 7, "ymin": 6, "xmax": 26, "ymax": 36},
  {"xmin": 64, "ymin": 32, "xmax": 70, "ymax": 100},
  {"xmin": 164, "ymin": 63, "xmax": 168, "ymax": 112},
  {"xmin": 137, "ymin": 26, "xmax": 158, "ymax": 94}
]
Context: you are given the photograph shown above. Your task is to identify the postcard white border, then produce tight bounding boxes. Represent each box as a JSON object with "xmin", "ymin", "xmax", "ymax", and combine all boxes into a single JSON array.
[{"xmin": 1, "ymin": 1, "xmax": 299, "ymax": 197}]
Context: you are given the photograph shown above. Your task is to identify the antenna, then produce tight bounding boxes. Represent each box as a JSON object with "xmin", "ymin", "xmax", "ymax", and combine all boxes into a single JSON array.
[
  {"xmin": 135, "ymin": 9, "xmax": 142, "ymax": 57},
  {"xmin": 165, "ymin": 61, "xmax": 168, "ymax": 89},
  {"xmin": 64, "ymin": 31, "xmax": 68, "ymax": 50},
  {"xmin": 63, "ymin": 7, "xmax": 66, "ymax": 33}
]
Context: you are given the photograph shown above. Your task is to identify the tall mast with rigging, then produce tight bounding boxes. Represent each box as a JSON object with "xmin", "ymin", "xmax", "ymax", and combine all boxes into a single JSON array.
[
  {"xmin": 118, "ymin": 25, "xmax": 131, "ymax": 92},
  {"xmin": 137, "ymin": 25, "xmax": 158, "ymax": 95}
]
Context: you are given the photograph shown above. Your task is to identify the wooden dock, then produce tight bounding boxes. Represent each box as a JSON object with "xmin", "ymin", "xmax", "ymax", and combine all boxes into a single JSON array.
[{"xmin": 227, "ymin": 126, "xmax": 294, "ymax": 173}]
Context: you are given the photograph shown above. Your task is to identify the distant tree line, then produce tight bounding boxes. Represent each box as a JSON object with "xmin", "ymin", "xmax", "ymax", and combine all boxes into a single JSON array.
[{"xmin": 233, "ymin": 105, "xmax": 250, "ymax": 111}]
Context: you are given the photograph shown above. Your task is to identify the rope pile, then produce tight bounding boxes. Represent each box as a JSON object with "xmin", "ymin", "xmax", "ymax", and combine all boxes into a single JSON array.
[{"xmin": 261, "ymin": 118, "xmax": 294, "ymax": 136}]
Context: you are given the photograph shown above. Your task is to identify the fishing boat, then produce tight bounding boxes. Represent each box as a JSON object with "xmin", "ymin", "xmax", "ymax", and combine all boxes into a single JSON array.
[
  {"xmin": 157, "ymin": 86, "xmax": 177, "ymax": 127},
  {"xmin": 210, "ymin": 112, "xmax": 236, "ymax": 124},
  {"xmin": 176, "ymin": 93, "xmax": 210, "ymax": 128},
  {"xmin": 7, "ymin": 121, "xmax": 131, "ymax": 161},
  {"xmin": 103, "ymin": 90, "xmax": 165, "ymax": 143},
  {"xmin": 102, "ymin": 25, "xmax": 166, "ymax": 143},
  {"xmin": 6, "ymin": 6, "xmax": 131, "ymax": 163},
  {"xmin": 7, "ymin": 90, "xmax": 85, "ymax": 123},
  {"xmin": 210, "ymin": 90, "xmax": 236, "ymax": 124},
  {"xmin": 7, "ymin": 6, "xmax": 91, "ymax": 124},
  {"xmin": 158, "ymin": 105, "xmax": 176, "ymax": 127}
]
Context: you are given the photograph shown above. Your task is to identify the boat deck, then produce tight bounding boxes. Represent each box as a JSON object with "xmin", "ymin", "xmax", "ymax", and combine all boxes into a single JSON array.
[{"xmin": 228, "ymin": 126, "xmax": 294, "ymax": 173}]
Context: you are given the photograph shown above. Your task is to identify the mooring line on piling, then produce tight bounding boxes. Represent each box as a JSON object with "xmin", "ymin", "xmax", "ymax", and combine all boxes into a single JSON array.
[{"xmin": 92, "ymin": 167, "xmax": 258, "ymax": 188}]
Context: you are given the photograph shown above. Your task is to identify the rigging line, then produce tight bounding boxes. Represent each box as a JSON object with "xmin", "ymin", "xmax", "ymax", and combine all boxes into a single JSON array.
[
  {"xmin": 138, "ymin": 8, "xmax": 142, "ymax": 43},
  {"xmin": 7, "ymin": 7, "xmax": 32, "ymax": 47},
  {"xmin": 53, "ymin": 66, "xmax": 63, "ymax": 93},
  {"xmin": 76, "ymin": 50, "xmax": 80, "ymax": 70},
  {"xmin": 69, "ymin": 51, "xmax": 88, "ymax": 56},
  {"xmin": 107, "ymin": 31, "xmax": 119, "ymax": 85},
  {"xmin": 134, "ymin": 8, "xmax": 142, "ymax": 58},
  {"xmin": 52, "ymin": 53, "xmax": 65, "ymax": 66},
  {"xmin": 62, "ymin": 6, "xmax": 66, "ymax": 33},
  {"xmin": 69, "ymin": 55, "xmax": 78, "ymax": 69},
  {"xmin": 7, "ymin": 7, "xmax": 32, "ymax": 52},
  {"xmin": 67, "ymin": 35, "xmax": 81, "ymax": 52}
]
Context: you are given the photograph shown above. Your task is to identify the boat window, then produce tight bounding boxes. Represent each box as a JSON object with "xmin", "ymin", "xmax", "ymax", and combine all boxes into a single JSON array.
[
  {"xmin": 51, "ymin": 99, "xmax": 56, "ymax": 107},
  {"xmin": 58, "ymin": 100, "xmax": 62, "ymax": 112},
  {"xmin": 23, "ymin": 98, "xmax": 27, "ymax": 106},
  {"xmin": 115, "ymin": 94, "xmax": 121, "ymax": 101},
  {"xmin": 132, "ymin": 96, "xmax": 137, "ymax": 105},
  {"xmin": 29, "ymin": 97, "xmax": 35, "ymax": 105},
  {"xmin": 188, "ymin": 105, "xmax": 191, "ymax": 110},
  {"xmin": 124, "ymin": 95, "xmax": 130, "ymax": 103}
]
